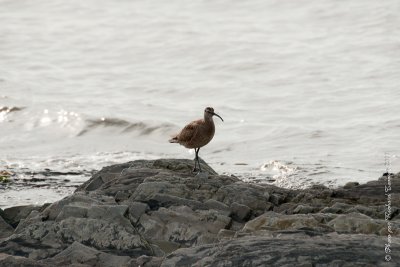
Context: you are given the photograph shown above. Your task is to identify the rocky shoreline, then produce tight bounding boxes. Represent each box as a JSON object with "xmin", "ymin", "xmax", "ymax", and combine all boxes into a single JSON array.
[{"xmin": 0, "ymin": 159, "xmax": 399, "ymax": 266}]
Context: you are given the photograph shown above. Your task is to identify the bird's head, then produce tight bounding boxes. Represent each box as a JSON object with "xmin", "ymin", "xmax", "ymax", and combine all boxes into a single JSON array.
[{"xmin": 204, "ymin": 107, "xmax": 223, "ymax": 122}]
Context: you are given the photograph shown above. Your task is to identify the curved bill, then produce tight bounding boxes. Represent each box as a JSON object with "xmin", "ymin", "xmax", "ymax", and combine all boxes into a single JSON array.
[{"xmin": 212, "ymin": 112, "xmax": 224, "ymax": 122}]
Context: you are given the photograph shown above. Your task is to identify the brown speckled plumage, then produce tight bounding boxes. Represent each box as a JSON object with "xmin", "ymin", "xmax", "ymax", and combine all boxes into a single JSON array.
[{"xmin": 169, "ymin": 107, "xmax": 223, "ymax": 173}]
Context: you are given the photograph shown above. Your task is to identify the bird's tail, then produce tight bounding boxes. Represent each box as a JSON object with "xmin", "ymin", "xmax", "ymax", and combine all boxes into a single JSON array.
[{"xmin": 169, "ymin": 136, "xmax": 179, "ymax": 143}]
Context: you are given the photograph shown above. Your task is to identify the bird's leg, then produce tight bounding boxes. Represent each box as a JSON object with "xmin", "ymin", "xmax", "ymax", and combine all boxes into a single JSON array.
[
  {"xmin": 197, "ymin": 148, "xmax": 202, "ymax": 173},
  {"xmin": 192, "ymin": 148, "xmax": 199, "ymax": 172}
]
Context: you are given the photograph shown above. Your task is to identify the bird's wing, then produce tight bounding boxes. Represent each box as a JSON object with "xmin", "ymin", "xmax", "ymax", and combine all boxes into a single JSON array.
[{"xmin": 177, "ymin": 120, "xmax": 201, "ymax": 143}]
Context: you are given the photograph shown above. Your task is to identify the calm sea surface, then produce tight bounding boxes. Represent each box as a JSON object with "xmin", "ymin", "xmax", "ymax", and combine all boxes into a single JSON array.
[{"xmin": 1, "ymin": 0, "xmax": 399, "ymax": 207}]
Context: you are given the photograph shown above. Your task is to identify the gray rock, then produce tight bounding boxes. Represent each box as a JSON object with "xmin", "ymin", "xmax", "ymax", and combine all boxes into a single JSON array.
[
  {"xmin": 76, "ymin": 161, "xmax": 136, "ymax": 192},
  {"xmin": 320, "ymin": 202, "xmax": 352, "ymax": 214},
  {"xmin": 217, "ymin": 229, "xmax": 237, "ymax": 241},
  {"xmin": 230, "ymin": 202, "xmax": 251, "ymax": 221},
  {"xmin": 204, "ymin": 199, "xmax": 230, "ymax": 216},
  {"xmin": 42, "ymin": 193, "xmax": 114, "ymax": 221},
  {"xmin": 273, "ymin": 202, "xmax": 297, "ymax": 214},
  {"xmin": 115, "ymin": 191, "xmax": 131, "ymax": 202},
  {"xmin": 130, "ymin": 182, "xmax": 188, "ymax": 204},
  {"xmin": 55, "ymin": 204, "xmax": 88, "ymax": 221},
  {"xmin": 15, "ymin": 210, "xmax": 43, "ymax": 233},
  {"xmin": 87, "ymin": 204, "xmax": 128, "ymax": 219},
  {"xmin": 161, "ymin": 234, "xmax": 399, "ymax": 267},
  {"xmin": 293, "ymin": 204, "xmax": 315, "ymax": 214},
  {"xmin": 345, "ymin": 204, "xmax": 382, "ymax": 219},
  {"xmin": 1, "ymin": 217, "xmax": 154, "ymax": 260},
  {"xmin": 215, "ymin": 183, "xmax": 271, "ymax": 212},
  {"xmin": 343, "ymin": 181, "xmax": 360, "ymax": 188},
  {"xmin": 0, "ymin": 216, "xmax": 13, "ymax": 239},
  {"xmin": 127, "ymin": 201, "xmax": 149, "ymax": 224},
  {"xmin": 57, "ymin": 217, "xmax": 148, "ymax": 254},
  {"xmin": 130, "ymin": 255, "xmax": 163, "ymax": 267},
  {"xmin": 138, "ymin": 193, "xmax": 203, "ymax": 211},
  {"xmin": 46, "ymin": 241, "xmax": 131, "ymax": 267},
  {"xmin": 1, "ymin": 159, "xmax": 399, "ymax": 267},
  {"xmin": 138, "ymin": 205, "xmax": 231, "ymax": 249},
  {"xmin": 152, "ymin": 158, "xmax": 218, "ymax": 175},
  {"xmin": 270, "ymin": 193, "xmax": 286, "ymax": 206},
  {"xmin": 2, "ymin": 205, "xmax": 43, "ymax": 227},
  {"xmin": 327, "ymin": 212, "xmax": 394, "ymax": 235},
  {"xmin": 243, "ymin": 212, "xmax": 329, "ymax": 233},
  {"xmin": 0, "ymin": 253, "xmax": 50, "ymax": 267},
  {"xmin": 333, "ymin": 173, "xmax": 400, "ymax": 207}
]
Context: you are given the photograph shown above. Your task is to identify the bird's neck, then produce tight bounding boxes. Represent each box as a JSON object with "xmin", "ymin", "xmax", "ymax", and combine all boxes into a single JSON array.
[{"xmin": 204, "ymin": 115, "xmax": 214, "ymax": 124}]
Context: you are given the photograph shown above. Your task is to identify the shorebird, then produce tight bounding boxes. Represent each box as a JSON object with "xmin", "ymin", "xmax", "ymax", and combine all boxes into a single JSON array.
[{"xmin": 169, "ymin": 107, "xmax": 223, "ymax": 173}]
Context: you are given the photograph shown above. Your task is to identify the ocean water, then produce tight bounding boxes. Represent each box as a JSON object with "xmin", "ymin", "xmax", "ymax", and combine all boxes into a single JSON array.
[{"xmin": 1, "ymin": 0, "xmax": 399, "ymax": 208}]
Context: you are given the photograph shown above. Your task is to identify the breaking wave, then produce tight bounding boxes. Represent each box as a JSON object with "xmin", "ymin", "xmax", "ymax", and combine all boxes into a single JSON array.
[
  {"xmin": 0, "ymin": 106, "xmax": 25, "ymax": 113},
  {"xmin": 77, "ymin": 118, "xmax": 175, "ymax": 136},
  {"xmin": 0, "ymin": 106, "xmax": 25, "ymax": 122},
  {"xmin": 235, "ymin": 160, "xmax": 336, "ymax": 190}
]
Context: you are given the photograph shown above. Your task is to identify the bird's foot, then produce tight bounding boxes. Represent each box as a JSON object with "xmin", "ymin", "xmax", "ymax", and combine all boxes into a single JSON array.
[
  {"xmin": 195, "ymin": 171, "xmax": 208, "ymax": 180},
  {"xmin": 192, "ymin": 159, "xmax": 202, "ymax": 174}
]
